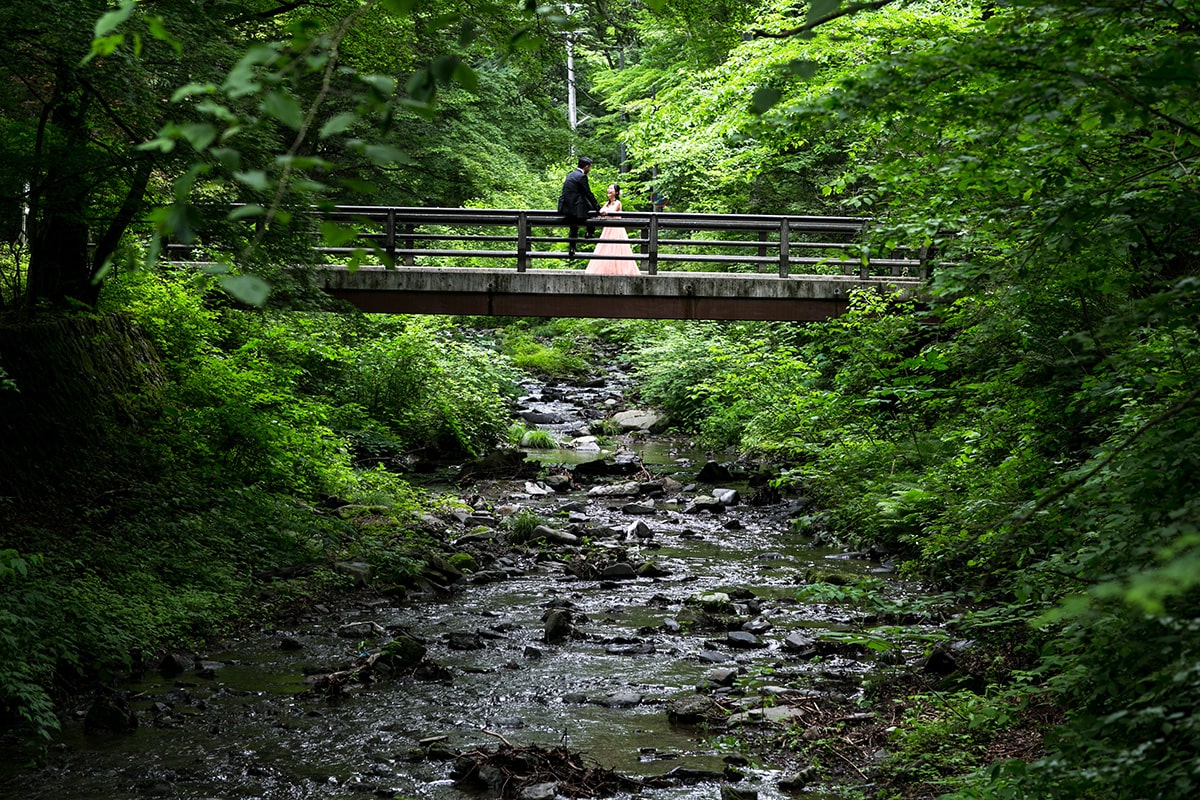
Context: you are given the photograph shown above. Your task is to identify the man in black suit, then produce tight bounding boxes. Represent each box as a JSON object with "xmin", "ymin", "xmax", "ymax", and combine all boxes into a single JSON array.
[{"xmin": 557, "ymin": 156, "xmax": 600, "ymax": 258}]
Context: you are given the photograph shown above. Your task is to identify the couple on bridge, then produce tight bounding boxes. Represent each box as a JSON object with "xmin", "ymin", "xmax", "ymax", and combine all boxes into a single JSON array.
[{"xmin": 558, "ymin": 156, "xmax": 640, "ymax": 275}]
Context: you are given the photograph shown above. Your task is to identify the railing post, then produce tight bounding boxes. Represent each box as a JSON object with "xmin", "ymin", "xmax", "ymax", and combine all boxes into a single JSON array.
[
  {"xmin": 386, "ymin": 208, "xmax": 396, "ymax": 265},
  {"xmin": 402, "ymin": 223, "xmax": 414, "ymax": 267},
  {"xmin": 648, "ymin": 214, "xmax": 659, "ymax": 275},
  {"xmin": 778, "ymin": 219, "xmax": 790, "ymax": 278},
  {"xmin": 516, "ymin": 211, "xmax": 529, "ymax": 272}
]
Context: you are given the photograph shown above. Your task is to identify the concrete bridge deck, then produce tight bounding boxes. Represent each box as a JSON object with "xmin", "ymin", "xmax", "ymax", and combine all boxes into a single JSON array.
[{"xmin": 316, "ymin": 266, "xmax": 922, "ymax": 321}]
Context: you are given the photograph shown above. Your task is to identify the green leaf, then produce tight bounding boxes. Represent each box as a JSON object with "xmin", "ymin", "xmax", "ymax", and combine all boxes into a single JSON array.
[
  {"xmin": 808, "ymin": 0, "xmax": 841, "ymax": 25},
  {"xmin": 263, "ymin": 91, "xmax": 304, "ymax": 130},
  {"xmin": 321, "ymin": 221, "xmax": 361, "ymax": 248},
  {"xmin": 145, "ymin": 15, "xmax": 182, "ymax": 54},
  {"xmin": 228, "ymin": 204, "xmax": 265, "ymax": 221},
  {"xmin": 234, "ymin": 170, "xmax": 271, "ymax": 191},
  {"xmin": 180, "ymin": 123, "xmax": 217, "ymax": 152},
  {"xmin": 319, "ymin": 112, "xmax": 358, "ymax": 139},
  {"xmin": 93, "ymin": 0, "xmax": 136, "ymax": 38},
  {"xmin": 751, "ymin": 87, "xmax": 782, "ymax": 115},
  {"xmin": 363, "ymin": 144, "xmax": 412, "ymax": 165},
  {"xmin": 380, "ymin": 0, "xmax": 419, "ymax": 13},
  {"xmin": 171, "ymin": 83, "xmax": 217, "ymax": 102},
  {"xmin": 220, "ymin": 274, "xmax": 272, "ymax": 306}
]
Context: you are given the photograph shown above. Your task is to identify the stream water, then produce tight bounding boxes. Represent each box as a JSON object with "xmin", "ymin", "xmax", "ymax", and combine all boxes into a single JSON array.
[{"xmin": 1, "ymin": 366, "xmax": 935, "ymax": 800}]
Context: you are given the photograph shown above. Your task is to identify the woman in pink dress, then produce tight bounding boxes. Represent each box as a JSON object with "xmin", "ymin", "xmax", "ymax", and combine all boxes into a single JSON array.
[{"xmin": 585, "ymin": 184, "xmax": 641, "ymax": 275}]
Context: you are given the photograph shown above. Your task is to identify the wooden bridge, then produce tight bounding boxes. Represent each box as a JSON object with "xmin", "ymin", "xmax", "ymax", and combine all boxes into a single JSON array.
[{"xmin": 184, "ymin": 206, "xmax": 932, "ymax": 320}]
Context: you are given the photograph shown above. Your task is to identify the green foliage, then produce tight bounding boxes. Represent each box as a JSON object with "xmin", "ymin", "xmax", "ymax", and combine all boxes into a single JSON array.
[
  {"xmin": 501, "ymin": 329, "xmax": 588, "ymax": 378},
  {"xmin": 506, "ymin": 509, "xmax": 545, "ymax": 544}
]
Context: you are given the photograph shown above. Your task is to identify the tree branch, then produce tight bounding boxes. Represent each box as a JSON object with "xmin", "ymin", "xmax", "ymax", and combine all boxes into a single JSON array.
[{"xmin": 752, "ymin": 0, "xmax": 902, "ymax": 39}]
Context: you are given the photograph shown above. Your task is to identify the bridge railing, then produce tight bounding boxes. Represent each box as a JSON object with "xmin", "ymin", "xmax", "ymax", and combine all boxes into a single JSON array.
[{"xmin": 173, "ymin": 206, "xmax": 932, "ymax": 279}]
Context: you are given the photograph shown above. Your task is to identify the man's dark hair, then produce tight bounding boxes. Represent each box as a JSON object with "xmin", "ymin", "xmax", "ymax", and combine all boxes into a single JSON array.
[{"xmin": 577, "ymin": 156, "xmax": 593, "ymax": 167}]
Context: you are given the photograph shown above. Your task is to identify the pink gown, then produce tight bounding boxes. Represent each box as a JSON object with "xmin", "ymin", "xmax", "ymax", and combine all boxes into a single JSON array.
[{"xmin": 585, "ymin": 202, "xmax": 641, "ymax": 275}]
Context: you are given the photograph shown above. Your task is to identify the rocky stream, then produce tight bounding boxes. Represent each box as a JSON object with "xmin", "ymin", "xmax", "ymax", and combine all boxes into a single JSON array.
[{"xmin": 0, "ymin": 357, "xmax": 954, "ymax": 800}]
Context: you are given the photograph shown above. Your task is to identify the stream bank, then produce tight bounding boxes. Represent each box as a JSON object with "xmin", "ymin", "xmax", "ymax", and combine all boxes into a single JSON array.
[{"xmin": 0, "ymin": 364, "xmax": 952, "ymax": 800}]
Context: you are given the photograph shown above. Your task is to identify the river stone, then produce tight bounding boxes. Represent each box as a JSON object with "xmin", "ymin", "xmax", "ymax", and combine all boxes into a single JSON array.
[
  {"xmin": 610, "ymin": 409, "xmax": 666, "ymax": 432},
  {"xmin": 712, "ymin": 488, "xmax": 740, "ymax": 506},
  {"xmin": 683, "ymin": 496, "xmax": 725, "ymax": 514},
  {"xmin": 447, "ymin": 631, "xmax": 484, "ymax": 650},
  {"xmin": 524, "ymin": 481, "xmax": 553, "ymax": 495},
  {"xmin": 338, "ymin": 621, "xmax": 385, "ymax": 639},
  {"xmin": 727, "ymin": 706, "xmax": 807, "ymax": 726},
  {"xmin": 568, "ymin": 436, "xmax": 601, "ymax": 451},
  {"xmin": 544, "ymin": 474, "xmax": 574, "ymax": 491},
  {"xmin": 622, "ymin": 502, "xmax": 656, "ymax": 515},
  {"xmin": 742, "ymin": 617, "xmax": 773, "ymax": 634},
  {"xmin": 543, "ymin": 608, "xmax": 573, "ymax": 643},
  {"xmin": 158, "ymin": 652, "xmax": 194, "ymax": 677},
  {"xmin": 520, "ymin": 782, "xmax": 559, "ymax": 800},
  {"xmin": 587, "ymin": 481, "xmax": 642, "ymax": 497},
  {"xmin": 691, "ymin": 591, "xmax": 731, "ymax": 612},
  {"xmin": 532, "ymin": 524, "xmax": 579, "ymax": 545},
  {"xmin": 637, "ymin": 561, "xmax": 670, "ymax": 578},
  {"xmin": 379, "ymin": 635, "xmax": 426, "ymax": 668},
  {"xmin": 603, "ymin": 691, "xmax": 642, "ymax": 707},
  {"xmin": 625, "ymin": 520, "xmax": 653, "ymax": 540},
  {"xmin": 720, "ymin": 785, "xmax": 758, "ymax": 800},
  {"xmin": 700, "ymin": 667, "xmax": 739, "ymax": 689},
  {"xmin": 601, "ymin": 562, "xmax": 637, "ymax": 580},
  {"xmin": 726, "ymin": 631, "xmax": 766, "ymax": 649},
  {"xmin": 783, "ymin": 633, "xmax": 817, "ymax": 654},
  {"xmin": 333, "ymin": 560, "xmax": 373, "ymax": 587},
  {"xmin": 662, "ymin": 618, "xmax": 681, "ymax": 632},
  {"xmin": 666, "ymin": 694, "xmax": 719, "ymax": 723},
  {"xmin": 697, "ymin": 650, "xmax": 731, "ymax": 664},
  {"xmin": 696, "ymin": 461, "xmax": 734, "ymax": 482}
]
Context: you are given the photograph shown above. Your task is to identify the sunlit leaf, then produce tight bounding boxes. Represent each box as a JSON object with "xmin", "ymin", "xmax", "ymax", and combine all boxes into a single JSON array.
[
  {"xmin": 220, "ymin": 274, "xmax": 272, "ymax": 306},
  {"xmin": 319, "ymin": 112, "xmax": 358, "ymax": 139}
]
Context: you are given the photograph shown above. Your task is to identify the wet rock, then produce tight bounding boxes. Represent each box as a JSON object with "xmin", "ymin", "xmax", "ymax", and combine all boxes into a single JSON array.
[
  {"xmin": 637, "ymin": 562, "xmax": 670, "ymax": 578},
  {"xmin": 696, "ymin": 461, "xmax": 734, "ymax": 482},
  {"xmin": 683, "ymin": 496, "xmax": 725, "ymax": 514},
  {"xmin": 726, "ymin": 631, "xmax": 766, "ymax": 649},
  {"xmin": 333, "ymin": 560, "xmax": 374, "ymax": 587},
  {"xmin": 662, "ymin": 618, "xmax": 681, "ymax": 632},
  {"xmin": 83, "ymin": 691, "xmax": 139, "ymax": 733},
  {"xmin": 721, "ymin": 785, "xmax": 758, "ymax": 800},
  {"xmin": 601, "ymin": 562, "xmax": 637, "ymax": 580},
  {"xmin": 621, "ymin": 502, "xmax": 656, "ymax": 515},
  {"xmin": 543, "ymin": 474, "xmax": 574, "ymax": 491},
  {"xmin": 699, "ymin": 667, "xmax": 739, "ymax": 689},
  {"xmin": 524, "ymin": 481, "xmax": 553, "ymax": 496},
  {"xmin": 531, "ymin": 525, "xmax": 579, "ymax": 545},
  {"xmin": 603, "ymin": 691, "xmax": 642, "ymax": 707},
  {"xmin": 697, "ymin": 650, "xmax": 731, "ymax": 664},
  {"xmin": 712, "ymin": 488, "xmax": 740, "ymax": 506},
  {"xmin": 520, "ymin": 782, "xmax": 559, "ymax": 800},
  {"xmin": 727, "ymin": 706, "xmax": 806, "ymax": 726},
  {"xmin": 666, "ymin": 694, "xmax": 719, "ymax": 723},
  {"xmin": 722, "ymin": 519, "xmax": 744, "ymax": 530},
  {"xmin": 379, "ymin": 635, "xmax": 426, "ymax": 668},
  {"xmin": 783, "ymin": 633, "xmax": 817, "ymax": 655},
  {"xmin": 921, "ymin": 646, "xmax": 958, "ymax": 676},
  {"xmin": 587, "ymin": 481, "xmax": 642, "ymax": 497},
  {"xmin": 625, "ymin": 520, "xmax": 654, "ymax": 540},
  {"xmin": 158, "ymin": 653, "xmax": 194, "ymax": 677},
  {"xmin": 741, "ymin": 617, "xmax": 773, "ymax": 634},
  {"xmin": 610, "ymin": 409, "xmax": 666, "ymax": 432},
  {"xmin": 543, "ymin": 608, "xmax": 574, "ymax": 643},
  {"xmin": 446, "ymin": 632, "xmax": 485, "ymax": 651},
  {"xmin": 777, "ymin": 768, "xmax": 817, "ymax": 792},
  {"xmin": 338, "ymin": 621, "xmax": 385, "ymax": 639},
  {"xmin": 523, "ymin": 645, "xmax": 543, "ymax": 660}
]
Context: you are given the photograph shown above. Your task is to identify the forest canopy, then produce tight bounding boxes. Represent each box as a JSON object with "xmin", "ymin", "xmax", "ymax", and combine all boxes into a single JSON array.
[{"xmin": 1, "ymin": 2, "xmax": 1198, "ymax": 798}]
